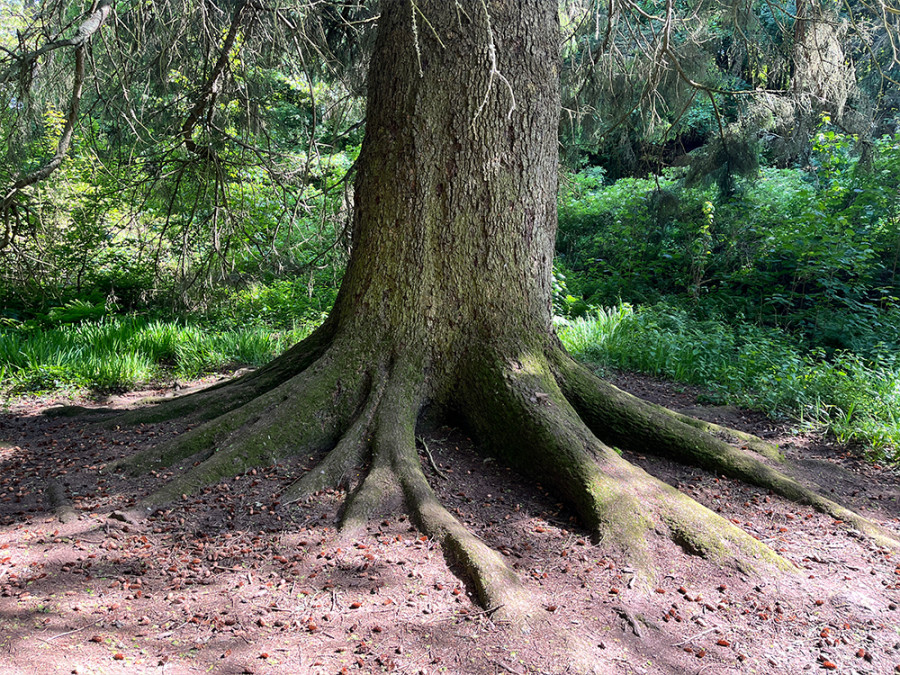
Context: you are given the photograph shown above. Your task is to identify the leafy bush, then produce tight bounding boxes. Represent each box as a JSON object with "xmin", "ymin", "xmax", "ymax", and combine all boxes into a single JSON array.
[
  {"xmin": 557, "ymin": 129, "xmax": 900, "ymax": 353},
  {"xmin": 559, "ymin": 303, "xmax": 900, "ymax": 460},
  {"xmin": 210, "ymin": 279, "xmax": 337, "ymax": 330}
]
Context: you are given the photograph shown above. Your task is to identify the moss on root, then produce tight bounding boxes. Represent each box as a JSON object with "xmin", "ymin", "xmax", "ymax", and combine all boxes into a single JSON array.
[
  {"xmin": 548, "ymin": 350, "xmax": 899, "ymax": 552},
  {"xmin": 458, "ymin": 348, "xmax": 794, "ymax": 578}
]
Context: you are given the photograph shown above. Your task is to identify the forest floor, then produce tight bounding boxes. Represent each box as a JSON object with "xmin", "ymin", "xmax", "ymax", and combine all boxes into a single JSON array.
[{"xmin": 0, "ymin": 370, "xmax": 898, "ymax": 675}]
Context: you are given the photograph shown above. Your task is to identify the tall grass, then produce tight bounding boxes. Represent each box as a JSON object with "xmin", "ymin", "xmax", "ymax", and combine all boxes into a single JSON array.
[
  {"xmin": 558, "ymin": 303, "xmax": 900, "ymax": 460},
  {"xmin": 0, "ymin": 317, "xmax": 315, "ymax": 393}
]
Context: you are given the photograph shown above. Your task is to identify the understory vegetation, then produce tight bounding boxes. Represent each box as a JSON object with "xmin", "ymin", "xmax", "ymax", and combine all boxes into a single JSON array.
[
  {"xmin": 554, "ymin": 129, "xmax": 900, "ymax": 459},
  {"xmin": 557, "ymin": 303, "xmax": 900, "ymax": 459},
  {"xmin": 0, "ymin": 316, "xmax": 314, "ymax": 393}
]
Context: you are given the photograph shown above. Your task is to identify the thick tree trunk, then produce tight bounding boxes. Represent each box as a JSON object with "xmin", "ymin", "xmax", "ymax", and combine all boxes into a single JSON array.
[
  {"xmin": 108, "ymin": 0, "xmax": 898, "ymax": 620},
  {"xmin": 329, "ymin": 0, "xmax": 559, "ymax": 394}
]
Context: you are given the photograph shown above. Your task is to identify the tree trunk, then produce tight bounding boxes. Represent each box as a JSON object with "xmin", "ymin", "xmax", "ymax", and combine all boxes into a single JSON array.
[
  {"xmin": 330, "ymin": 0, "xmax": 559, "ymax": 391},
  {"xmin": 110, "ymin": 0, "xmax": 898, "ymax": 620}
]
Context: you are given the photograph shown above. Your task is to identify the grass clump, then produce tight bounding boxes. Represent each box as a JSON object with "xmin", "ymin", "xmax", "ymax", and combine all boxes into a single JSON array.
[
  {"xmin": 558, "ymin": 303, "xmax": 900, "ymax": 461},
  {"xmin": 0, "ymin": 317, "xmax": 316, "ymax": 395}
]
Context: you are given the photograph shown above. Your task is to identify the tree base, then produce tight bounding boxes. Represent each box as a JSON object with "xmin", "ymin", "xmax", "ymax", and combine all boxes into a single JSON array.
[{"xmin": 106, "ymin": 329, "xmax": 899, "ymax": 619}]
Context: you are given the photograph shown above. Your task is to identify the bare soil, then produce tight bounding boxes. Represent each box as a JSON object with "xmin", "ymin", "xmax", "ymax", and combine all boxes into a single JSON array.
[{"xmin": 1, "ymin": 371, "xmax": 898, "ymax": 675}]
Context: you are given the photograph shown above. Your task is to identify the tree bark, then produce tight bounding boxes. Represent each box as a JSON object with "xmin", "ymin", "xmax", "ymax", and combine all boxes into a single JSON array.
[{"xmin": 328, "ymin": 0, "xmax": 559, "ymax": 391}]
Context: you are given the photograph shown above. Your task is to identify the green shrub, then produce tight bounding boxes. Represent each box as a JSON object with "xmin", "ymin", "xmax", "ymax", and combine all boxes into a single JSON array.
[
  {"xmin": 557, "ymin": 130, "xmax": 900, "ymax": 349},
  {"xmin": 559, "ymin": 303, "xmax": 900, "ymax": 460}
]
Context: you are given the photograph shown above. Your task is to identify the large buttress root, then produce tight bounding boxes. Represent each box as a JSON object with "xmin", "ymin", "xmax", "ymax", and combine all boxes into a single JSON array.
[
  {"xmin": 122, "ymin": 340, "xmax": 371, "ymax": 507},
  {"xmin": 297, "ymin": 362, "xmax": 530, "ymax": 619},
  {"xmin": 368, "ymin": 371, "xmax": 530, "ymax": 619},
  {"xmin": 282, "ymin": 365, "xmax": 387, "ymax": 504},
  {"xmin": 549, "ymin": 350, "xmax": 900, "ymax": 551},
  {"xmin": 460, "ymin": 351, "xmax": 793, "ymax": 576},
  {"xmin": 117, "ymin": 351, "xmax": 530, "ymax": 619}
]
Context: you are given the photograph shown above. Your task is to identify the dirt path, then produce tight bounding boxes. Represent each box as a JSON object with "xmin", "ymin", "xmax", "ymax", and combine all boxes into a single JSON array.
[{"xmin": 0, "ymin": 372, "xmax": 898, "ymax": 674}]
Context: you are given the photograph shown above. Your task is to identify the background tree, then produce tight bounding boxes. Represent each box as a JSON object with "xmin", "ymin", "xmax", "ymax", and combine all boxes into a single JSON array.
[
  {"xmin": 561, "ymin": 0, "xmax": 900, "ymax": 183},
  {"xmin": 0, "ymin": 0, "xmax": 371, "ymax": 309}
]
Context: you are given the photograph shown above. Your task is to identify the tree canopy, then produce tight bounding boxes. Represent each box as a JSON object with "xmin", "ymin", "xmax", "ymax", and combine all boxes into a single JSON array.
[{"xmin": 1, "ymin": 0, "xmax": 898, "ymax": 309}]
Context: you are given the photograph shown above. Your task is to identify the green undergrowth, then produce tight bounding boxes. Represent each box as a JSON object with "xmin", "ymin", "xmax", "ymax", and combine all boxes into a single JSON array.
[
  {"xmin": 0, "ymin": 317, "xmax": 316, "ymax": 395},
  {"xmin": 557, "ymin": 303, "xmax": 900, "ymax": 461}
]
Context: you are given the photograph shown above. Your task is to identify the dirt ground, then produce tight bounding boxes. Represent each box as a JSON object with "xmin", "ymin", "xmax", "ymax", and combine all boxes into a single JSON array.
[{"xmin": 0, "ymin": 371, "xmax": 898, "ymax": 675}]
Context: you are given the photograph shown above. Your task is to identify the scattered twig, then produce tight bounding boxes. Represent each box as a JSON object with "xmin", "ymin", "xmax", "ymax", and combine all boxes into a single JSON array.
[
  {"xmin": 39, "ymin": 617, "xmax": 104, "ymax": 642},
  {"xmin": 154, "ymin": 620, "xmax": 189, "ymax": 639},
  {"xmin": 672, "ymin": 625, "xmax": 719, "ymax": 647},
  {"xmin": 497, "ymin": 659, "xmax": 525, "ymax": 675},
  {"xmin": 416, "ymin": 437, "xmax": 448, "ymax": 480},
  {"xmin": 469, "ymin": 604, "xmax": 504, "ymax": 617}
]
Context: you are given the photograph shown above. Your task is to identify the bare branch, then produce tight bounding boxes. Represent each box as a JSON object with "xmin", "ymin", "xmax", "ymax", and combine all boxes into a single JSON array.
[{"xmin": 1, "ymin": 0, "xmax": 112, "ymax": 251}]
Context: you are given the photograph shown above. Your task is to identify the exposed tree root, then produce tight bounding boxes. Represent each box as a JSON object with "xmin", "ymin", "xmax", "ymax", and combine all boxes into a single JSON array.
[
  {"xmin": 339, "ymin": 441, "xmax": 403, "ymax": 533},
  {"xmin": 117, "ymin": 340, "xmax": 370, "ymax": 507},
  {"xmin": 284, "ymin": 362, "xmax": 530, "ymax": 619},
  {"xmin": 663, "ymin": 409, "xmax": 783, "ymax": 461},
  {"xmin": 550, "ymin": 351, "xmax": 900, "ymax": 551},
  {"xmin": 365, "ymin": 370, "xmax": 530, "ymax": 619},
  {"xmin": 108, "ymin": 338, "xmax": 898, "ymax": 618},
  {"xmin": 460, "ymin": 350, "xmax": 794, "ymax": 577},
  {"xmin": 282, "ymin": 365, "xmax": 387, "ymax": 504}
]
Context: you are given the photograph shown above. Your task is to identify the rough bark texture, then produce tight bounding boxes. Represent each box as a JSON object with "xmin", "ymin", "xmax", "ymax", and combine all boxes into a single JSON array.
[
  {"xmin": 109, "ymin": 0, "xmax": 898, "ymax": 620},
  {"xmin": 327, "ymin": 0, "xmax": 559, "ymax": 393}
]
